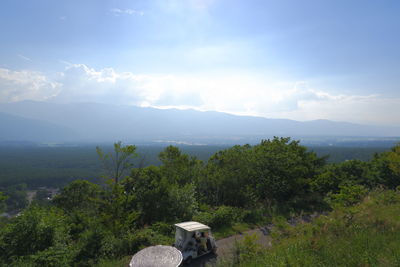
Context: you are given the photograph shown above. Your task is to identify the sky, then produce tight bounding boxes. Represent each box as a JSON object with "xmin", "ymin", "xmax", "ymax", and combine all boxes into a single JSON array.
[{"xmin": 0, "ymin": 0, "xmax": 400, "ymax": 126}]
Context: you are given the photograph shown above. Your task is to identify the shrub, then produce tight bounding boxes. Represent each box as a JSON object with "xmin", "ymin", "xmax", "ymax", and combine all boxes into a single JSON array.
[
  {"xmin": 211, "ymin": 206, "xmax": 238, "ymax": 228},
  {"xmin": 373, "ymin": 189, "xmax": 400, "ymax": 205},
  {"xmin": 193, "ymin": 206, "xmax": 245, "ymax": 229},
  {"xmin": 232, "ymin": 233, "xmax": 263, "ymax": 264},
  {"xmin": 149, "ymin": 222, "xmax": 174, "ymax": 237},
  {"xmin": 0, "ymin": 206, "xmax": 71, "ymax": 264},
  {"xmin": 192, "ymin": 211, "xmax": 213, "ymax": 226},
  {"xmin": 30, "ymin": 245, "xmax": 74, "ymax": 267},
  {"xmin": 326, "ymin": 184, "xmax": 367, "ymax": 207},
  {"xmin": 216, "ymin": 190, "xmax": 400, "ymax": 267}
]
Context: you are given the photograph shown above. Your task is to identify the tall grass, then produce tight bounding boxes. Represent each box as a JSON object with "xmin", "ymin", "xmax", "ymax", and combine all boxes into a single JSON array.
[{"xmin": 218, "ymin": 189, "xmax": 400, "ymax": 267}]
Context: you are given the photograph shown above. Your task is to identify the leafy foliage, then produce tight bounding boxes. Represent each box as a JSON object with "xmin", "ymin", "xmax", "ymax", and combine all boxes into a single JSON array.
[
  {"xmin": 218, "ymin": 189, "xmax": 400, "ymax": 267},
  {"xmin": 369, "ymin": 144, "xmax": 400, "ymax": 188},
  {"xmin": 0, "ymin": 145, "xmax": 387, "ymax": 188},
  {"xmin": 0, "ymin": 191, "xmax": 7, "ymax": 213},
  {"xmin": 97, "ymin": 141, "xmax": 138, "ymax": 183},
  {"xmin": 199, "ymin": 137, "xmax": 324, "ymax": 208},
  {"xmin": 0, "ymin": 205, "xmax": 73, "ymax": 266},
  {"xmin": 53, "ymin": 180, "xmax": 102, "ymax": 213},
  {"xmin": 232, "ymin": 233, "xmax": 263, "ymax": 265},
  {"xmin": 326, "ymin": 184, "xmax": 368, "ymax": 207},
  {"xmin": 312, "ymin": 160, "xmax": 370, "ymax": 194},
  {"xmin": 3, "ymin": 183, "xmax": 28, "ymax": 212},
  {"xmin": 2, "ymin": 139, "xmax": 400, "ymax": 266}
]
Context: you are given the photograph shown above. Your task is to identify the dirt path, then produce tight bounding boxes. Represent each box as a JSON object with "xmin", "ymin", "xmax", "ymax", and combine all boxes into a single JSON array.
[{"xmin": 187, "ymin": 227, "xmax": 273, "ymax": 267}]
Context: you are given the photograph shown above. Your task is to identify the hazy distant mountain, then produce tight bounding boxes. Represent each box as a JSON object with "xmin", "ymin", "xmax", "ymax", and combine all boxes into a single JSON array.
[
  {"xmin": 0, "ymin": 112, "xmax": 77, "ymax": 142},
  {"xmin": 0, "ymin": 101, "xmax": 398, "ymax": 143}
]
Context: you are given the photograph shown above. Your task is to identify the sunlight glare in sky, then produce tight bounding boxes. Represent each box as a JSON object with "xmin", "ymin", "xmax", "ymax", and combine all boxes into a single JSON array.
[{"xmin": 0, "ymin": 0, "xmax": 399, "ymax": 125}]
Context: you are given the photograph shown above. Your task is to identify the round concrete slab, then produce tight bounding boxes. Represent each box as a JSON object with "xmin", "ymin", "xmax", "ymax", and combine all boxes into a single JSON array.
[{"xmin": 129, "ymin": 245, "xmax": 183, "ymax": 267}]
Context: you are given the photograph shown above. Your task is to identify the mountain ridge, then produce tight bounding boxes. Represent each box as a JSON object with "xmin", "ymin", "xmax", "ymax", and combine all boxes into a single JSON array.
[
  {"xmin": 0, "ymin": 101, "xmax": 398, "ymax": 143},
  {"xmin": 0, "ymin": 111, "xmax": 78, "ymax": 142}
]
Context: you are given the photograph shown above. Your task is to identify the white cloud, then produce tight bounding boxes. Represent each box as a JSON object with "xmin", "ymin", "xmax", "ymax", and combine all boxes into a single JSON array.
[
  {"xmin": 1, "ymin": 63, "xmax": 400, "ymax": 125},
  {"xmin": 53, "ymin": 65, "xmax": 297, "ymax": 113},
  {"xmin": 0, "ymin": 68, "xmax": 61, "ymax": 102},
  {"xmin": 53, "ymin": 63, "xmax": 165, "ymax": 104},
  {"xmin": 54, "ymin": 64, "xmax": 400, "ymax": 125},
  {"xmin": 17, "ymin": 54, "xmax": 31, "ymax": 61},
  {"xmin": 110, "ymin": 8, "xmax": 144, "ymax": 16},
  {"xmin": 276, "ymin": 92, "xmax": 400, "ymax": 126}
]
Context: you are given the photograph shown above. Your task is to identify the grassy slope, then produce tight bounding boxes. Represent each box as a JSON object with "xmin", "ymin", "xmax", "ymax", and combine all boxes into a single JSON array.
[
  {"xmin": 225, "ymin": 190, "xmax": 400, "ymax": 267},
  {"xmin": 98, "ymin": 190, "xmax": 400, "ymax": 267}
]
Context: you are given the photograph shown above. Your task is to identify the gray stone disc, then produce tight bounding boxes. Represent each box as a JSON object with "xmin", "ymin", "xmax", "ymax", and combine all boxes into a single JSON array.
[{"xmin": 129, "ymin": 245, "xmax": 183, "ymax": 267}]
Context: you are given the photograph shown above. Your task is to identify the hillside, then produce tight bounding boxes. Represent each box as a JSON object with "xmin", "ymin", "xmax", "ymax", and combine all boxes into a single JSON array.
[
  {"xmin": 0, "ymin": 112, "xmax": 77, "ymax": 142},
  {"xmin": 220, "ymin": 189, "xmax": 400, "ymax": 267},
  {"xmin": 0, "ymin": 101, "xmax": 399, "ymax": 143}
]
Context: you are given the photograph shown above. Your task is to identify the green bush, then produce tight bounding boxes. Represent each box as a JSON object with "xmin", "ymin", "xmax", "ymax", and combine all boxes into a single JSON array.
[
  {"xmin": 0, "ymin": 206, "xmax": 71, "ymax": 263},
  {"xmin": 149, "ymin": 222, "xmax": 174, "ymax": 236},
  {"xmin": 232, "ymin": 233, "xmax": 263, "ymax": 264},
  {"xmin": 75, "ymin": 228, "xmax": 106, "ymax": 264},
  {"xmin": 326, "ymin": 184, "xmax": 367, "ymax": 207},
  {"xmin": 372, "ymin": 188, "xmax": 400, "ymax": 205},
  {"xmin": 125, "ymin": 228, "xmax": 173, "ymax": 252},
  {"xmin": 219, "ymin": 190, "xmax": 400, "ymax": 267},
  {"xmin": 210, "ymin": 206, "xmax": 238, "ymax": 228},
  {"xmin": 193, "ymin": 206, "xmax": 245, "ymax": 229},
  {"xmin": 241, "ymin": 207, "xmax": 266, "ymax": 223},
  {"xmin": 29, "ymin": 245, "xmax": 74, "ymax": 267},
  {"xmin": 0, "ymin": 206, "xmax": 74, "ymax": 266}
]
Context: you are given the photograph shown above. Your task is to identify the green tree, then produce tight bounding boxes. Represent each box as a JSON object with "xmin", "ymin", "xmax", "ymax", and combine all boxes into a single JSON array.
[
  {"xmin": 4, "ymin": 183, "xmax": 28, "ymax": 212},
  {"xmin": 96, "ymin": 141, "xmax": 138, "ymax": 184},
  {"xmin": 53, "ymin": 180, "xmax": 102, "ymax": 213},
  {"xmin": 167, "ymin": 183, "xmax": 198, "ymax": 221},
  {"xmin": 199, "ymin": 144, "xmax": 254, "ymax": 207},
  {"xmin": 159, "ymin": 146, "xmax": 203, "ymax": 186},
  {"xmin": 369, "ymin": 144, "xmax": 400, "ymax": 188},
  {"xmin": 127, "ymin": 150, "xmax": 200, "ymax": 224},
  {"xmin": 0, "ymin": 191, "xmax": 8, "ymax": 213},
  {"xmin": 129, "ymin": 166, "xmax": 170, "ymax": 224},
  {"xmin": 311, "ymin": 160, "xmax": 370, "ymax": 195},
  {"xmin": 251, "ymin": 137, "xmax": 324, "ymax": 205},
  {"xmin": 199, "ymin": 138, "xmax": 324, "ymax": 208},
  {"xmin": 0, "ymin": 192, "xmax": 7, "ymax": 213},
  {"xmin": 326, "ymin": 184, "xmax": 367, "ymax": 207},
  {"xmin": 0, "ymin": 205, "xmax": 73, "ymax": 265}
]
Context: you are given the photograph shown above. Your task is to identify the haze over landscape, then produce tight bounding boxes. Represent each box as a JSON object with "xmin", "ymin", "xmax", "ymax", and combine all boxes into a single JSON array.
[
  {"xmin": 1, "ymin": 101, "xmax": 400, "ymax": 144},
  {"xmin": 1, "ymin": 0, "xmax": 400, "ymax": 143},
  {"xmin": 2, "ymin": 2, "xmax": 400, "ymax": 267}
]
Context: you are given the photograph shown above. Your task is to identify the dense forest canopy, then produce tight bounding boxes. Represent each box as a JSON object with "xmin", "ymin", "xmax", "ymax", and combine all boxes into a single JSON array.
[
  {"xmin": 0, "ymin": 144, "xmax": 390, "ymax": 188},
  {"xmin": 0, "ymin": 137, "xmax": 399, "ymax": 266}
]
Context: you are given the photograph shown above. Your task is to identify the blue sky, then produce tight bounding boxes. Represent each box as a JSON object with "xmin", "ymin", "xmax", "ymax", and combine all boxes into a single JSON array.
[{"xmin": 0, "ymin": 0, "xmax": 400, "ymax": 125}]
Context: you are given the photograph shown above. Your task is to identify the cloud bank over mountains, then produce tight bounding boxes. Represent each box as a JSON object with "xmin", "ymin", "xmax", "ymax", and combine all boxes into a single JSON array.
[
  {"xmin": 0, "ymin": 63, "xmax": 399, "ymax": 126},
  {"xmin": 0, "ymin": 68, "xmax": 61, "ymax": 103}
]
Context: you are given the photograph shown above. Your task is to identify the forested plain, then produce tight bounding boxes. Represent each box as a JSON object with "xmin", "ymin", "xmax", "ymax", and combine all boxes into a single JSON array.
[
  {"xmin": 0, "ymin": 138, "xmax": 400, "ymax": 266},
  {"xmin": 0, "ymin": 144, "xmax": 389, "ymax": 188}
]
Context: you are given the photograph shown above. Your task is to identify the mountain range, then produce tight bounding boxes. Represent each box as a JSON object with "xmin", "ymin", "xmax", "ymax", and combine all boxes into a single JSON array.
[{"xmin": 0, "ymin": 101, "xmax": 399, "ymax": 144}]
